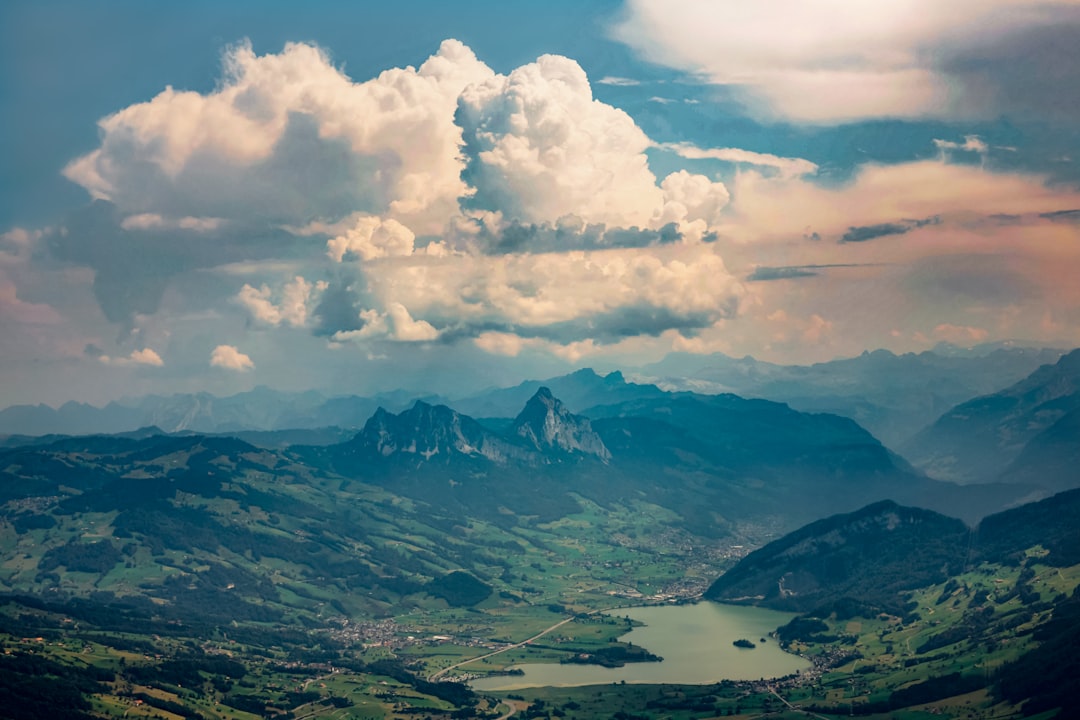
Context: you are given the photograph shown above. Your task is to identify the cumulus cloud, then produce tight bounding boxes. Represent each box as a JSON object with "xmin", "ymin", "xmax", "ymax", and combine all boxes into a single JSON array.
[
  {"xmin": 459, "ymin": 54, "xmax": 712, "ymax": 229},
  {"xmin": 612, "ymin": 0, "xmax": 1080, "ymax": 122},
  {"xmin": 130, "ymin": 348, "xmax": 164, "ymax": 366},
  {"xmin": 47, "ymin": 36, "xmax": 1080, "ymax": 369},
  {"xmin": 360, "ymin": 244, "xmax": 744, "ymax": 347},
  {"xmin": 328, "ymin": 303, "xmax": 439, "ymax": 343},
  {"xmin": 99, "ymin": 348, "xmax": 164, "ymax": 367},
  {"xmin": 64, "ymin": 39, "xmax": 496, "ymax": 233},
  {"xmin": 237, "ymin": 275, "xmax": 325, "ymax": 327},
  {"xmin": 326, "ymin": 216, "xmax": 416, "ymax": 262},
  {"xmin": 54, "ymin": 39, "xmax": 741, "ymax": 335},
  {"xmin": 210, "ymin": 344, "xmax": 254, "ymax": 371},
  {"xmin": 386, "ymin": 303, "xmax": 440, "ymax": 342},
  {"xmin": 656, "ymin": 170, "xmax": 731, "ymax": 229},
  {"xmin": 474, "ymin": 331, "xmax": 529, "ymax": 357},
  {"xmin": 455, "ymin": 53, "xmax": 732, "ymax": 233}
]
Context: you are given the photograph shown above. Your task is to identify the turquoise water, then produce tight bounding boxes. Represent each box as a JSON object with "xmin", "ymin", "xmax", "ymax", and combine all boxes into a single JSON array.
[{"xmin": 470, "ymin": 602, "xmax": 810, "ymax": 690}]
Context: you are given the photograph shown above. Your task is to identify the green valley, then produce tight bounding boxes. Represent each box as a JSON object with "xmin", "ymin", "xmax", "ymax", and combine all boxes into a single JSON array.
[{"xmin": 1, "ymin": 379, "xmax": 1078, "ymax": 718}]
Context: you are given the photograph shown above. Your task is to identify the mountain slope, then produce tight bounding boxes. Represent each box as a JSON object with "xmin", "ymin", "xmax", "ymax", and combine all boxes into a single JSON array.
[
  {"xmin": 703, "ymin": 501, "xmax": 970, "ymax": 613},
  {"xmin": 902, "ymin": 348, "xmax": 1080, "ymax": 485},
  {"xmin": 998, "ymin": 407, "xmax": 1080, "ymax": 493},
  {"xmin": 707, "ymin": 488, "xmax": 1080, "ymax": 614}
]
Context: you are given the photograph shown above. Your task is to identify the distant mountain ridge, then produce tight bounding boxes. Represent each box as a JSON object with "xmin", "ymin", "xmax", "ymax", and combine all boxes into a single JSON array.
[
  {"xmin": 300, "ymin": 385, "xmax": 1035, "ymax": 533},
  {"xmin": 902, "ymin": 348, "xmax": 1080, "ymax": 488},
  {"xmin": 0, "ymin": 368, "xmax": 656, "ymax": 438},
  {"xmin": 6, "ymin": 345, "xmax": 1062, "ymax": 444},
  {"xmin": 635, "ymin": 344, "xmax": 1065, "ymax": 447}
]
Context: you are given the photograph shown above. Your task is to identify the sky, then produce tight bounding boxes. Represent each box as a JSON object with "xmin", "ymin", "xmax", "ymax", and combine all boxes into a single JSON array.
[{"xmin": 2, "ymin": 0, "xmax": 1080, "ymax": 407}]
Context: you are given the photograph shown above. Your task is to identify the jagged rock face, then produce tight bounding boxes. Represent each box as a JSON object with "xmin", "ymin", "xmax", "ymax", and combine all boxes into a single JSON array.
[
  {"xmin": 513, "ymin": 387, "xmax": 611, "ymax": 461},
  {"xmin": 357, "ymin": 401, "xmax": 525, "ymax": 463}
]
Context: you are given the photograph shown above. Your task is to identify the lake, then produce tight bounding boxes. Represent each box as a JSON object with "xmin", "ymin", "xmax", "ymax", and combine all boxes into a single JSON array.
[{"xmin": 470, "ymin": 602, "xmax": 810, "ymax": 690}]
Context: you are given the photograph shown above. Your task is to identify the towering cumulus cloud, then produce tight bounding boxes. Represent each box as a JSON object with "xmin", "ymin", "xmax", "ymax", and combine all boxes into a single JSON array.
[
  {"xmin": 52, "ymin": 37, "xmax": 744, "ymax": 361},
  {"xmin": 64, "ymin": 39, "xmax": 496, "ymax": 233},
  {"xmin": 457, "ymin": 55, "xmax": 663, "ymax": 227}
]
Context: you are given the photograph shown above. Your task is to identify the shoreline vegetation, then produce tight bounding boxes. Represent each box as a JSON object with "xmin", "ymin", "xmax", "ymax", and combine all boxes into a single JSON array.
[{"xmin": 558, "ymin": 644, "xmax": 664, "ymax": 668}]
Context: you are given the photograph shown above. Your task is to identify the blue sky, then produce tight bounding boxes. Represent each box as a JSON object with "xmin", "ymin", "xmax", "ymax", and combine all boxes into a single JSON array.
[{"xmin": 2, "ymin": 0, "xmax": 1079, "ymax": 406}]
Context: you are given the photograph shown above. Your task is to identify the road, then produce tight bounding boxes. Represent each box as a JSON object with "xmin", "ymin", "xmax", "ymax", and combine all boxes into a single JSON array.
[
  {"xmin": 767, "ymin": 685, "xmax": 831, "ymax": 720},
  {"xmin": 428, "ymin": 615, "xmax": 578, "ymax": 681}
]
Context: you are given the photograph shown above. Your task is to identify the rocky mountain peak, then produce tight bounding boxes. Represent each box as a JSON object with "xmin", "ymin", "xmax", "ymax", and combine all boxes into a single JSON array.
[
  {"xmin": 513, "ymin": 387, "xmax": 611, "ymax": 462},
  {"xmin": 356, "ymin": 401, "xmax": 520, "ymax": 463}
]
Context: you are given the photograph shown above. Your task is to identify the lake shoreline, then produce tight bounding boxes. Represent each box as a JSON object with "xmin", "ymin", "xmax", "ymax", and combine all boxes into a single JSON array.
[{"xmin": 470, "ymin": 601, "xmax": 811, "ymax": 691}]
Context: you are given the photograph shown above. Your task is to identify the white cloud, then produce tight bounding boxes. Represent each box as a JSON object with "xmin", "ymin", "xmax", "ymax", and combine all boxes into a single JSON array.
[
  {"xmin": 237, "ymin": 276, "xmax": 323, "ymax": 327},
  {"xmin": 120, "ymin": 214, "xmax": 225, "ymax": 232},
  {"xmin": 612, "ymin": 0, "xmax": 1080, "ymax": 121},
  {"xmin": 659, "ymin": 142, "xmax": 818, "ymax": 179},
  {"xmin": 596, "ymin": 76, "xmax": 642, "ymax": 87},
  {"xmin": 210, "ymin": 344, "xmax": 255, "ymax": 371},
  {"xmin": 63, "ymin": 38, "xmax": 738, "ymax": 257},
  {"xmin": 457, "ymin": 54, "xmax": 665, "ymax": 227},
  {"xmin": 64, "ymin": 39, "xmax": 496, "ymax": 233},
  {"xmin": 328, "ymin": 303, "xmax": 439, "ymax": 343},
  {"xmin": 326, "ymin": 216, "xmax": 416, "ymax": 262},
  {"xmin": 129, "ymin": 348, "xmax": 164, "ymax": 366},
  {"xmin": 386, "ymin": 302, "xmax": 440, "ymax": 341},
  {"xmin": 474, "ymin": 331, "xmax": 528, "ymax": 356},
  {"xmin": 362, "ymin": 243, "xmax": 744, "ymax": 340},
  {"xmin": 656, "ymin": 170, "xmax": 731, "ymax": 228},
  {"xmin": 722, "ymin": 159, "xmax": 1080, "ymax": 245},
  {"xmin": 98, "ymin": 348, "xmax": 164, "ymax": 367},
  {"xmin": 933, "ymin": 135, "xmax": 990, "ymax": 165}
]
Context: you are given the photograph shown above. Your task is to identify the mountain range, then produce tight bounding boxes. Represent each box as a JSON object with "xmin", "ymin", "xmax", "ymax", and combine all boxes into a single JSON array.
[
  {"xmin": 0, "ymin": 345, "xmax": 1063, "ymax": 453},
  {"xmin": 902, "ymin": 348, "xmax": 1080, "ymax": 487},
  {"xmin": 3, "ymin": 356, "xmax": 1080, "ymax": 718},
  {"xmin": 635, "ymin": 343, "xmax": 1064, "ymax": 447}
]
